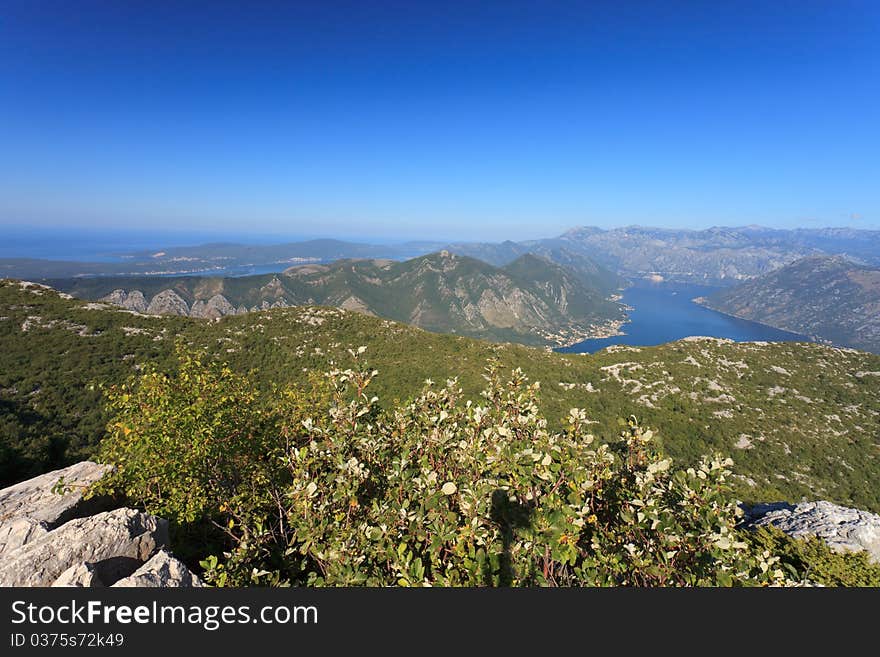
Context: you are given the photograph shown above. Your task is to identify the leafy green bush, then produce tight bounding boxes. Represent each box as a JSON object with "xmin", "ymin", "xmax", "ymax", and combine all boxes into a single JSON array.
[
  {"xmin": 94, "ymin": 347, "xmax": 790, "ymax": 586},
  {"xmin": 748, "ymin": 526, "xmax": 880, "ymax": 587},
  {"xmin": 96, "ymin": 349, "xmax": 276, "ymax": 524}
]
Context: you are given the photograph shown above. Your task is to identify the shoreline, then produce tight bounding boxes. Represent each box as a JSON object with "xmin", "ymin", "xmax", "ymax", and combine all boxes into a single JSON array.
[
  {"xmin": 691, "ymin": 296, "xmax": 820, "ymax": 344},
  {"xmin": 539, "ymin": 316, "xmax": 631, "ymax": 350},
  {"xmin": 557, "ymin": 286, "xmax": 831, "ymax": 354}
]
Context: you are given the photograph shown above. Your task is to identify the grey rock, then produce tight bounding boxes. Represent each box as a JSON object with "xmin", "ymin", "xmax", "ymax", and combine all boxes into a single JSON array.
[
  {"xmin": 0, "ymin": 508, "xmax": 169, "ymax": 586},
  {"xmin": 745, "ymin": 500, "xmax": 880, "ymax": 563},
  {"xmin": 122, "ymin": 290, "xmax": 148, "ymax": 313},
  {"xmin": 0, "ymin": 461, "xmax": 112, "ymax": 557},
  {"xmin": 146, "ymin": 289, "xmax": 190, "ymax": 316},
  {"xmin": 112, "ymin": 549, "xmax": 204, "ymax": 587},
  {"xmin": 189, "ymin": 300, "xmax": 207, "ymax": 317},
  {"xmin": 190, "ymin": 294, "xmax": 236, "ymax": 319},
  {"xmin": 52, "ymin": 562, "xmax": 104, "ymax": 587},
  {"xmin": 99, "ymin": 289, "xmax": 148, "ymax": 313},
  {"xmin": 99, "ymin": 289, "xmax": 128, "ymax": 306},
  {"xmin": 0, "ymin": 517, "xmax": 49, "ymax": 558}
]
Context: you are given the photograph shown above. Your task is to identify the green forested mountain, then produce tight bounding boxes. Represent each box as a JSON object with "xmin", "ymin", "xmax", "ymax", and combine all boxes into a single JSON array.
[
  {"xmin": 443, "ymin": 241, "xmax": 622, "ymax": 290},
  {"xmin": 51, "ymin": 251, "xmax": 626, "ymax": 347},
  {"xmin": 700, "ymin": 256, "xmax": 880, "ymax": 353},
  {"xmin": 3, "ymin": 278, "xmax": 879, "ymax": 513}
]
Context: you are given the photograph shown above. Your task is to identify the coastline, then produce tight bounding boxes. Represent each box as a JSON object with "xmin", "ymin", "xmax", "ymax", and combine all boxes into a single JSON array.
[
  {"xmin": 537, "ymin": 316, "xmax": 630, "ymax": 350},
  {"xmin": 691, "ymin": 296, "xmax": 822, "ymax": 345}
]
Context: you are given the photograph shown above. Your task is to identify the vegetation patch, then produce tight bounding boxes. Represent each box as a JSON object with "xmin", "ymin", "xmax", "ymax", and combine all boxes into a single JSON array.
[{"xmin": 93, "ymin": 347, "xmax": 790, "ymax": 586}]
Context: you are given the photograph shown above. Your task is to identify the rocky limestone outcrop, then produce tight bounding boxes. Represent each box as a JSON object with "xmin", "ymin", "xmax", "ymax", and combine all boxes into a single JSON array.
[
  {"xmin": 52, "ymin": 562, "xmax": 104, "ymax": 587},
  {"xmin": 0, "ymin": 508, "xmax": 168, "ymax": 586},
  {"xmin": 743, "ymin": 501, "xmax": 880, "ymax": 564},
  {"xmin": 122, "ymin": 290, "xmax": 148, "ymax": 313},
  {"xmin": 0, "ymin": 517, "xmax": 49, "ymax": 558},
  {"xmin": 146, "ymin": 289, "xmax": 191, "ymax": 316},
  {"xmin": 0, "ymin": 462, "xmax": 204, "ymax": 587},
  {"xmin": 0, "ymin": 460, "xmax": 113, "ymax": 558},
  {"xmin": 101, "ymin": 288, "xmax": 252, "ymax": 319},
  {"xmin": 99, "ymin": 289, "xmax": 127, "ymax": 306},
  {"xmin": 99, "ymin": 289, "xmax": 148, "ymax": 313},
  {"xmin": 252, "ymin": 299, "xmax": 290, "ymax": 312},
  {"xmin": 190, "ymin": 293, "xmax": 238, "ymax": 319},
  {"xmin": 5, "ymin": 461, "xmax": 880, "ymax": 585},
  {"xmin": 113, "ymin": 549, "xmax": 204, "ymax": 587}
]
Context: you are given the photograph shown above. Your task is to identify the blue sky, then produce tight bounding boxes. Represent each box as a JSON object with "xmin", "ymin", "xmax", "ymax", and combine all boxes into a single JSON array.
[{"xmin": 1, "ymin": 1, "xmax": 878, "ymax": 241}]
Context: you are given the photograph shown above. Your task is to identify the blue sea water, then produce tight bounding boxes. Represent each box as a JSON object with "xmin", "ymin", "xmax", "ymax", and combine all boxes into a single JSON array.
[
  {"xmin": 0, "ymin": 226, "xmax": 431, "ymax": 277},
  {"xmin": 0, "ymin": 226, "xmax": 313, "ymax": 262},
  {"xmin": 559, "ymin": 282, "xmax": 811, "ymax": 354}
]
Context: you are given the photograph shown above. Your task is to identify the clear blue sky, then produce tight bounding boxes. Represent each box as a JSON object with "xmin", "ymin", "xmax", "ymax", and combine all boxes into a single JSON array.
[{"xmin": 1, "ymin": 1, "xmax": 878, "ymax": 241}]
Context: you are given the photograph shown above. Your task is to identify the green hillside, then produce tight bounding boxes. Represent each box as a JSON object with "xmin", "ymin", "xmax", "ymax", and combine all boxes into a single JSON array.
[
  {"xmin": 701, "ymin": 255, "xmax": 880, "ymax": 353},
  {"xmin": 51, "ymin": 251, "xmax": 626, "ymax": 347},
  {"xmin": 2, "ymin": 278, "xmax": 879, "ymax": 513}
]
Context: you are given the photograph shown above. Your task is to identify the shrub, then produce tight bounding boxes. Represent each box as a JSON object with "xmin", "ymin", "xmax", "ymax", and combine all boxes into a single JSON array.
[
  {"xmin": 747, "ymin": 526, "xmax": 880, "ymax": 587},
  {"xmin": 95, "ymin": 347, "xmax": 789, "ymax": 586}
]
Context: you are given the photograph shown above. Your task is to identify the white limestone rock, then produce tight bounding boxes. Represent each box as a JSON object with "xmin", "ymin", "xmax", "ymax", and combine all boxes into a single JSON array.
[
  {"xmin": 0, "ymin": 461, "xmax": 112, "ymax": 558},
  {"xmin": 0, "ymin": 517, "xmax": 49, "ymax": 558},
  {"xmin": 0, "ymin": 508, "xmax": 169, "ymax": 586},
  {"xmin": 122, "ymin": 290, "xmax": 148, "ymax": 313},
  {"xmin": 146, "ymin": 289, "xmax": 190, "ymax": 316},
  {"xmin": 746, "ymin": 500, "xmax": 880, "ymax": 563},
  {"xmin": 112, "ymin": 549, "xmax": 204, "ymax": 587},
  {"xmin": 99, "ymin": 289, "xmax": 149, "ymax": 313},
  {"xmin": 52, "ymin": 562, "xmax": 104, "ymax": 587},
  {"xmin": 190, "ymin": 294, "xmax": 237, "ymax": 319}
]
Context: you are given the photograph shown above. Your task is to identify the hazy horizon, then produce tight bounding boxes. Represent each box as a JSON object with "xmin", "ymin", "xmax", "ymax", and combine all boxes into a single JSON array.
[{"xmin": 3, "ymin": 222, "xmax": 879, "ymax": 265}]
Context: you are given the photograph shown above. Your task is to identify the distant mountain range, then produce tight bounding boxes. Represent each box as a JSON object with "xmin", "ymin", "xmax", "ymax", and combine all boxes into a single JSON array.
[
  {"xmin": 51, "ymin": 251, "xmax": 626, "ymax": 347},
  {"xmin": 699, "ymin": 255, "xmax": 880, "ymax": 353},
  {"xmin": 3, "ymin": 226, "xmax": 878, "ymax": 285},
  {"xmin": 448, "ymin": 226, "xmax": 880, "ymax": 285}
]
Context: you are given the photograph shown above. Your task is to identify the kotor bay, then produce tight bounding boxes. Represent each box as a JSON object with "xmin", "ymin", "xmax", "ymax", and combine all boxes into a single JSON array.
[{"xmin": 560, "ymin": 281, "xmax": 812, "ymax": 354}]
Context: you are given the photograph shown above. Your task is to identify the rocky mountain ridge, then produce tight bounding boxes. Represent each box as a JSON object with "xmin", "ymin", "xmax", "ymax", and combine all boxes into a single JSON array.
[
  {"xmin": 446, "ymin": 225, "xmax": 880, "ymax": 285},
  {"xmin": 700, "ymin": 255, "xmax": 880, "ymax": 353},
  {"xmin": 8, "ymin": 225, "xmax": 878, "ymax": 284},
  {"xmin": 51, "ymin": 251, "xmax": 626, "ymax": 347},
  {"xmin": 97, "ymin": 287, "xmax": 290, "ymax": 319}
]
